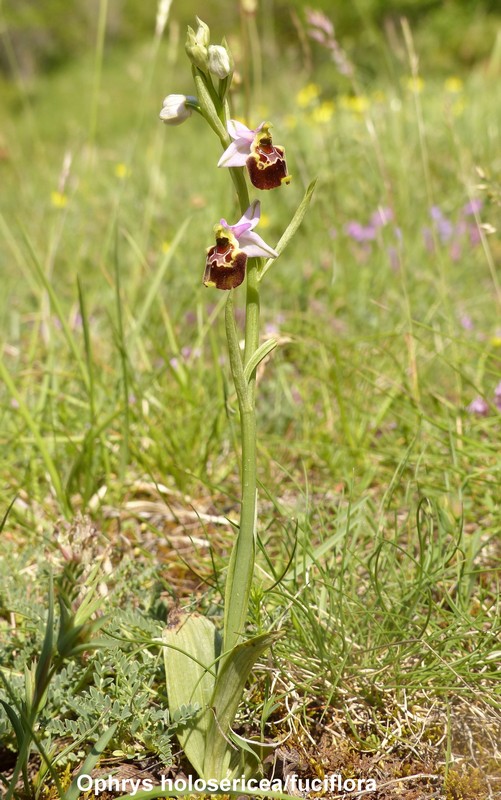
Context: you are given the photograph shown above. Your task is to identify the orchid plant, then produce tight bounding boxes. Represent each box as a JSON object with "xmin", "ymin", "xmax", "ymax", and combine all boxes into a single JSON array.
[{"xmin": 159, "ymin": 17, "xmax": 315, "ymax": 781}]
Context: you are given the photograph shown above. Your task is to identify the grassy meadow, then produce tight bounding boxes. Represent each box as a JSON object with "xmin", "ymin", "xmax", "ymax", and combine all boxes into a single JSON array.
[{"xmin": 0, "ymin": 3, "xmax": 500, "ymax": 799}]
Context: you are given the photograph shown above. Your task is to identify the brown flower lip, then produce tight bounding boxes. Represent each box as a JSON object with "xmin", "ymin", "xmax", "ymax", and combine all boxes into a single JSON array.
[
  {"xmin": 246, "ymin": 135, "xmax": 291, "ymax": 190},
  {"xmin": 203, "ymin": 236, "xmax": 247, "ymax": 290}
]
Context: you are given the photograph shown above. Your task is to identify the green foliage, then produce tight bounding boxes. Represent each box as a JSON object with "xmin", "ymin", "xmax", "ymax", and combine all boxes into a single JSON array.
[
  {"xmin": 0, "ymin": 550, "xmax": 179, "ymax": 783},
  {"xmin": 46, "ymin": 648, "xmax": 176, "ymax": 764}
]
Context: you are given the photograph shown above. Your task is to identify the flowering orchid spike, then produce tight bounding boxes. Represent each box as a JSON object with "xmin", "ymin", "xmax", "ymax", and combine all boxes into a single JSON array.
[
  {"xmin": 218, "ymin": 121, "xmax": 291, "ymax": 190},
  {"xmin": 204, "ymin": 201, "xmax": 278, "ymax": 290}
]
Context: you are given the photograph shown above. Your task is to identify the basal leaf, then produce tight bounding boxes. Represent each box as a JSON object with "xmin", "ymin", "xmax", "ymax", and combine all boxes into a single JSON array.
[{"xmin": 163, "ymin": 612, "xmax": 220, "ymax": 777}]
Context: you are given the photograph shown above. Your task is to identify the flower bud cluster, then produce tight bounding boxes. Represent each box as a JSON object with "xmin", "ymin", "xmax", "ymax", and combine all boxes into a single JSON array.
[{"xmin": 186, "ymin": 17, "xmax": 233, "ymax": 80}]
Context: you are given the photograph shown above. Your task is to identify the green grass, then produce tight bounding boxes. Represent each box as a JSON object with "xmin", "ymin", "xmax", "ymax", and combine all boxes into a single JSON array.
[{"xmin": 0, "ymin": 7, "xmax": 500, "ymax": 799}]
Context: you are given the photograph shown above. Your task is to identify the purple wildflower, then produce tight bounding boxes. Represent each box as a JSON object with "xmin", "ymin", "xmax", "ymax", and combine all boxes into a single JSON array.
[
  {"xmin": 466, "ymin": 397, "xmax": 489, "ymax": 416},
  {"xmin": 438, "ymin": 219, "xmax": 454, "ymax": 243},
  {"xmin": 430, "ymin": 205, "xmax": 444, "ymax": 221},
  {"xmin": 264, "ymin": 322, "xmax": 280, "ymax": 336},
  {"xmin": 462, "ymin": 198, "xmax": 483, "ymax": 216},
  {"xmin": 469, "ymin": 226, "xmax": 481, "ymax": 246},
  {"xmin": 430, "ymin": 207, "xmax": 454, "ymax": 243},
  {"xmin": 187, "ymin": 346, "xmax": 202, "ymax": 359},
  {"xmin": 345, "ymin": 221, "xmax": 376, "ymax": 242},
  {"xmin": 371, "ymin": 207, "xmax": 393, "ymax": 228},
  {"xmin": 423, "ymin": 200, "xmax": 485, "ymax": 255}
]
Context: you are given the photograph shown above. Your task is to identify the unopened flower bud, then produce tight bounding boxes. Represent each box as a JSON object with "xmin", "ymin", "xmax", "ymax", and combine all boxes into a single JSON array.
[
  {"xmin": 159, "ymin": 94, "xmax": 197, "ymax": 125},
  {"xmin": 194, "ymin": 16, "xmax": 210, "ymax": 47},
  {"xmin": 185, "ymin": 18, "xmax": 210, "ymax": 71},
  {"xmin": 208, "ymin": 45, "xmax": 232, "ymax": 79}
]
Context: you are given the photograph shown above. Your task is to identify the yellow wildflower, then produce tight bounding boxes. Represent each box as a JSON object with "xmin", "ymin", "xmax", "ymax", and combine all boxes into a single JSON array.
[
  {"xmin": 406, "ymin": 76, "xmax": 424, "ymax": 93},
  {"xmin": 340, "ymin": 94, "xmax": 369, "ymax": 114},
  {"xmin": 51, "ymin": 191, "xmax": 68, "ymax": 209},
  {"xmin": 161, "ymin": 241, "xmax": 171, "ymax": 254},
  {"xmin": 444, "ymin": 76, "xmax": 463, "ymax": 94},
  {"xmin": 311, "ymin": 100, "xmax": 335, "ymax": 124},
  {"xmin": 296, "ymin": 83, "xmax": 321, "ymax": 108},
  {"xmin": 115, "ymin": 163, "xmax": 130, "ymax": 179}
]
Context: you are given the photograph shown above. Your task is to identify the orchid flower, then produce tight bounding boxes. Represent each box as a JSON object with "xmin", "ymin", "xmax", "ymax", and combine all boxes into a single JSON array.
[
  {"xmin": 218, "ymin": 120, "xmax": 291, "ymax": 190},
  {"xmin": 203, "ymin": 200, "xmax": 278, "ymax": 290}
]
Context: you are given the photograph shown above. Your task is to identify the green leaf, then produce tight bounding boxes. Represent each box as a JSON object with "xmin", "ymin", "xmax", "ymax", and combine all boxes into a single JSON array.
[
  {"xmin": 258, "ymin": 178, "xmax": 317, "ymax": 282},
  {"xmin": 203, "ymin": 630, "xmax": 282, "ymax": 780},
  {"xmin": 0, "ymin": 700, "xmax": 24, "ymax": 749},
  {"xmin": 243, "ymin": 339, "xmax": 278, "ymax": 384},
  {"xmin": 163, "ymin": 612, "xmax": 220, "ymax": 778},
  {"xmin": 63, "ymin": 723, "xmax": 118, "ymax": 800},
  {"xmin": 34, "ymin": 577, "xmax": 54, "ymax": 711}
]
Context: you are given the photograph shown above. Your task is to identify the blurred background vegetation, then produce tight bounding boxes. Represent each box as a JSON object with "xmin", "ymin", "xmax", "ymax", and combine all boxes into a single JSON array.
[{"xmin": 1, "ymin": 0, "xmax": 500, "ymax": 85}]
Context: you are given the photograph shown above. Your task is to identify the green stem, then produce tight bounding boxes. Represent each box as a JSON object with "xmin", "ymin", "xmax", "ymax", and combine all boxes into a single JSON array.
[
  {"xmin": 223, "ymin": 293, "xmax": 257, "ymax": 654},
  {"xmin": 222, "ymin": 169, "xmax": 261, "ymax": 653},
  {"xmin": 243, "ymin": 258, "xmax": 261, "ymax": 402},
  {"xmin": 229, "ymin": 167, "xmax": 250, "ymax": 214},
  {"xmin": 193, "ymin": 71, "xmax": 229, "ymax": 144},
  {"xmin": 227, "ymin": 166, "xmax": 261, "ymax": 399}
]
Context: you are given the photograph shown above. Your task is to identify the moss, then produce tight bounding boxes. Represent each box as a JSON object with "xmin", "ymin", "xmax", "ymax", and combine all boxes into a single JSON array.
[{"xmin": 445, "ymin": 765, "xmax": 489, "ymax": 800}]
